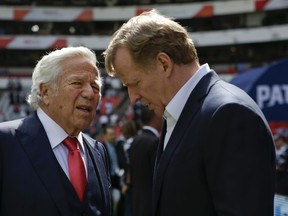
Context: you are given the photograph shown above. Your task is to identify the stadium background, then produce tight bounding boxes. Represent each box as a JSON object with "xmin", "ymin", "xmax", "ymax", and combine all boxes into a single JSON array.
[{"xmin": 0, "ymin": 0, "xmax": 288, "ymax": 214}]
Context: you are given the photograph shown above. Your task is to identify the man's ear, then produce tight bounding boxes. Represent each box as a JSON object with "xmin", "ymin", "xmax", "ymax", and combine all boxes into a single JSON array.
[
  {"xmin": 157, "ymin": 52, "xmax": 173, "ymax": 77},
  {"xmin": 39, "ymin": 83, "xmax": 50, "ymax": 105}
]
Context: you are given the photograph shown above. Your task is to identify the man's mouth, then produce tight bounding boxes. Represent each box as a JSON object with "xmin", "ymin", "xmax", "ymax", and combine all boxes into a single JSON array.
[{"xmin": 76, "ymin": 105, "xmax": 92, "ymax": 112}]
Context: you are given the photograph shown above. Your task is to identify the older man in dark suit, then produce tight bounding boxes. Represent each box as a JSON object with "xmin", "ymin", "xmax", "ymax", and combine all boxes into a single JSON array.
[{"xmin": 0, "ymin": 46, "xmax": 111, "ymax": 216}]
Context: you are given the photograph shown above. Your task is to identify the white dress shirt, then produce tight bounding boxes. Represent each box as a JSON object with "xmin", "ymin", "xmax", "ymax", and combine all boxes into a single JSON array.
[
  {"xmin": 163, "ymin": 63, "xmax": 211, "ymax": 150},
  {"xmin": 37, "ymin": 108, "xmax": 88, "ymax": 179}
]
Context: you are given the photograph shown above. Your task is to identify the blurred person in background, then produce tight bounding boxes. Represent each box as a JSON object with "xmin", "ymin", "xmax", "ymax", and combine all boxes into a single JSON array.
[
  {"xmin": 0, "ymin": 46, "xmax": 111, "ymax": 216},
  {"xmin": 102, "ymin": 125, "xmax": 122, "ymax": 216},
  {"xmin": 129, "ymin": 107, "xmax": 163, "ymax": 216},
  {"xmin": 103, "ymin": 9, "xmax": 275, "ymax": 216},
  {"xmin": 118, "ymin": 120, "xmax": 138, "ymax": 216},
  {"xmin": 275, "ymin": 134, "xmax": 288, "ymax": 169},
  {"xmin": 274, "ymin": 134, "xmax": 288, "ymax": 195}
]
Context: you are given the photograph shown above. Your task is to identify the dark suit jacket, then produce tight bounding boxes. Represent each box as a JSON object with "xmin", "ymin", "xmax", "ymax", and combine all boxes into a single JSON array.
[
  {"xmin": 152, "ymin": 71, "xmax": 275, "ymax": 216},
  {"xmin": 0, "ymin": 112, "xmax": 111, "ymax": 216},
  {"xmin": 129, "ymin": 128, "xmax": 159, "ymax": 216}
]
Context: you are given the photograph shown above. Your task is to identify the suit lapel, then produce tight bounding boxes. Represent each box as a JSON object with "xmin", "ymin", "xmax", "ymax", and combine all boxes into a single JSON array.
[
  {"xmin": 152, "ymin": 71, "xmax": 220, "ymax": 215},
  {"xmin": 83, "ymin": 136, "xmax": 111, "ymax": 214},
  {"xmin": 16, "ymin": 112, "xmax": 70, "ymax": 216},
  {"xmin": 83, "ymin": 138, "xmax": 104, "ymax": 189}
]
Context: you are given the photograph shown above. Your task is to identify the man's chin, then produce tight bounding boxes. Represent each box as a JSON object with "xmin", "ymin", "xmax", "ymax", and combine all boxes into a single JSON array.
[
  {"xmin": 74, "ymin": 120, "xmax": 92, "ymax": 131},
  {"xmin": 152, "ymin": 108, "xmax": 164, "ymax": 117}
]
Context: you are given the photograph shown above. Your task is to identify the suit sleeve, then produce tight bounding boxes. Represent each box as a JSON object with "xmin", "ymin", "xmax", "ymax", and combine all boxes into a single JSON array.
[{"xmin": 204, "ymin": 103, "xmax": 275, "ymax": 215}]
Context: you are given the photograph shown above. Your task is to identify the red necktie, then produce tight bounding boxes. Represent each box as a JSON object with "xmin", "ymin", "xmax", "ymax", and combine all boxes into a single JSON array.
[{"xmin": 63, "ymin": 137, "xmax": 87, "ymax": 202}]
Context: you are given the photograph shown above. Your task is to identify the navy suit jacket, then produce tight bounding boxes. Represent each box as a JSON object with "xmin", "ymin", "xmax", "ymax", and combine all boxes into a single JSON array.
[
  {"xmin": 129, "ymin": 128, "xmax": 159, "ymax": 216},
  {"xmin": 152, "ymin": 71, "xmax": 276, "ymax": 216},
  {"xmin": 0, "ymin": 112, "xmax": 111, "ymax": 216}
]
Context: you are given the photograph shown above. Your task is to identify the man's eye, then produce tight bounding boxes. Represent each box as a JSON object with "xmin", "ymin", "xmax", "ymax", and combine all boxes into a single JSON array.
[
  {"xmin": 135, "ymin": 81, "xmax": 140, "ymax": 87},
  {"xmin": 71, "ymin": 82, "xmax": 82, "ymax": 87},
  {"xmin": 91, "ymin": 85, "xmax": 99, "ymax": 91}
]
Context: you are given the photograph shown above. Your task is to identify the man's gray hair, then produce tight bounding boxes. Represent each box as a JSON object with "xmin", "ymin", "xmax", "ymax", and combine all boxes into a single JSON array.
[{"xmin": 27, "ymin": 46, "xmax": 99, "ymax": 110}]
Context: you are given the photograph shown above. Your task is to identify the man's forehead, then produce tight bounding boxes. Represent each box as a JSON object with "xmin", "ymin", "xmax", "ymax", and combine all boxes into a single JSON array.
[
  {"xmin": 114, "ymin": 47, "xmax": 134, "ymax": 71},
  {"xmin": 65, "ymin": 71, "xmax": 98, "ymax": 79}
]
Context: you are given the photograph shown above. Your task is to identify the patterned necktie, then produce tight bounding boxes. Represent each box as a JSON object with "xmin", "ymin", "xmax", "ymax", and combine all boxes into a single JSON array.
[{"xmin": 63, "ymin": 136, "xmax": 87, "ymax": 202}]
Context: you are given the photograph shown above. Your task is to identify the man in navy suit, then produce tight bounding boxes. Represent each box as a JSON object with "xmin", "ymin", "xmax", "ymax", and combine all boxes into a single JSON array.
[
  {"xmin": 0, "ymin": 46, "xmax": 111, "ymax": 216},
  {"xmin": 103, "ymin": 9, "xmax": 275, "ymax": 216},
  {"xmin": 129, "ymin": 107, "xmax": 163, "ymax": 216}
]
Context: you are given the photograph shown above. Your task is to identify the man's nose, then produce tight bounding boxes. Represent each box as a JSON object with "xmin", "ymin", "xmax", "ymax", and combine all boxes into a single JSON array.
[
  {"xmin": 128, "ymin": 88, "xmax": 141, "ymax": 104},
  {"xmin": 82, "ymin": 84, "xmax": 97, "ymax": 99}
]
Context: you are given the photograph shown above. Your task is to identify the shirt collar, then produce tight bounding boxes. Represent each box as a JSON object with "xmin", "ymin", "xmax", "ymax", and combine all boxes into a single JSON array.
[
  {"xmin": 142, "ymin": 125, "xmax": 160, "ymax": 138},
  {"xmin": 165, "ymin": 63, "xmax": 210, "ymax": 122},
  {"xmin": 37, "ymin": 108, "xmax": 84, "ymax": 152}
]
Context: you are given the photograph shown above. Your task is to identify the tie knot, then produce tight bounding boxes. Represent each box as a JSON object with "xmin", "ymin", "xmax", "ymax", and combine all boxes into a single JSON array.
[{"xmin": 63, "ymin": 137, "xmax": 78, "ymax": 151}]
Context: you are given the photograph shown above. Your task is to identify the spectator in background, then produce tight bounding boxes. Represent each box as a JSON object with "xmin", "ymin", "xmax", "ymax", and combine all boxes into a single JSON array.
[
  {"xmin": 275, "ymin": 134, "xmax": 288, "ymax": 168},
  {"xmin": 102, "ymin": 125, "xmax": 122, "ymax": 216},
  {"xmin": 100, "ymin": 113, "xmax": 109, "ymax": 129},
  {"xmin": 121, "ymin": 121, "xmax": 138, "ymax": 163},
  {"xmin": 0, "ymin": 109, "xmax": 6, "ymax": 122},
  {"xmin": 274, "ymin": 134, "xmax": 288, "ymax": 195},
  {"xmin": 0, "ymin": 46, "xmax": 111, "ymax": 216},
  {"xmin": 7, "ymin": 78, "xmax": 16, "ymax": 105},
  {"xmin": 103, "ymin": 9, "xmax": 275, "ymax": 216},
  {"xmin": 129, "ymin": 107, "xmax": 163, "ymax": 216},
  {"xmin": 6, "ymin": 77, "xmax": 23, "ymax": 106},
  {"xmin": 118, "ymin": 120, "xmax": 138, "ymax": 216}
]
